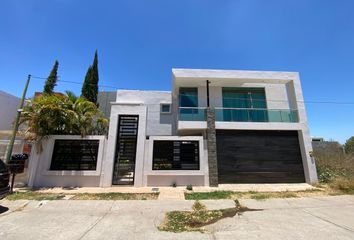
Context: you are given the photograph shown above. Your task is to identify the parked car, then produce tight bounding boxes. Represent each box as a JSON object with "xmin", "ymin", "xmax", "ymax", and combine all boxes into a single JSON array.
[{"xmin": 0, "ymin": 159, "xmax": 10, "ymax": 199}]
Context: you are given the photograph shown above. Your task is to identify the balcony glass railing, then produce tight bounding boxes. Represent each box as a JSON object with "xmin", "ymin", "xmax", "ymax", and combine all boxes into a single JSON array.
[
  {"xmin": 215, "ymin": 108, "xmax": 299, "ymax": 123},
  {"xmin": 179, "ymin": 107, "xmax": 207, "ymax": 121},
  {"xmin": 178, "ymin": 107, "xmax": 299, "ymax": 123}
]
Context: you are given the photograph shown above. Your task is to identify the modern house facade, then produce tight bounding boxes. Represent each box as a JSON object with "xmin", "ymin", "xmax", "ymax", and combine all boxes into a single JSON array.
[{"xmin": 28, "ymin": 69, "xmax": 318, "ymax": 188}]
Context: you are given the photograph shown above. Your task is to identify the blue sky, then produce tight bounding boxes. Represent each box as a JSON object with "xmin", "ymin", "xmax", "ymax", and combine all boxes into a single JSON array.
[{"xmin": 0, "ymin": 0, "xmax": 353, "ymax": 143}]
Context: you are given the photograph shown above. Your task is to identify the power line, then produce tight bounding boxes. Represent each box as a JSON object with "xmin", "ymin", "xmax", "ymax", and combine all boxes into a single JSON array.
[
  {"xmin": 32, "ymin": 76, "xmax": 129, "ymax": 90},
  {"xmin": 30, "ymin": 76, "xmax": 354, "ymax": 105},
  {"xmin": 58, "ymin": 79, "xmax": 118, "ymax": 90}
]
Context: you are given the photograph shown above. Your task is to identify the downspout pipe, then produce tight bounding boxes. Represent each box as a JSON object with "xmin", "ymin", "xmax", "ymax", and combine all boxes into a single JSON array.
[{"xmin": 206, "ymin": 80, "xmax": 210, "ymax": 107}]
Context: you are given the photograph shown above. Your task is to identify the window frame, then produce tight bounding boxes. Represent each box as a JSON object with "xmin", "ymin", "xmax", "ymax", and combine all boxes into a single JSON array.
[
  {"xmin": 179, "ymin": 87, "xmax": 198, "ymax": 107},
  {"xmin": 160, "ymin": 103, "xmax": 172, "ymax": 114},
  {"xmin": 49, "ymin": 139, "xmax": 100, "ymax": 171},
  {"xmin": 152, "ymin": 140, "xmax": 200, "ymax": 171},
  {"xmin": 222, "ymin": 87, "xmax": 267, "ymax": 109}
]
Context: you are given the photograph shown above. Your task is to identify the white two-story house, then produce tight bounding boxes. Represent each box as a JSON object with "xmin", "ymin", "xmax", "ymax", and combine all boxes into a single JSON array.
[
  {"xmin": 28, "ymin": 68, "xmax": 318, "ymax": 188},
  {"xmin": 100, "ymin": 68, "xmax": 318, "ymax": 187}
]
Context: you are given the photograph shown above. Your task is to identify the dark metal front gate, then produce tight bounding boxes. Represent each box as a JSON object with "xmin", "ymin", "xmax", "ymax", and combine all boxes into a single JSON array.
[{"xmin": 112, "ymin": 115, "xmax": 139, "ymax": 185}]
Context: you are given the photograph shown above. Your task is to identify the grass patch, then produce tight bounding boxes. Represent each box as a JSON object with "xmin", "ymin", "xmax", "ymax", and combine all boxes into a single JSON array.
[
  {"xmin": 185, "ymin": 189, "xmax": 322, "ymax": 201},
  {"xmin": 249, "ymin": 191, "xmax": 298, "ymax": 200},
  {"xmin": 71, "ymin": 192, "xmax": 159, "ymax": 200},
  {"xmin": 185, "ymin": 191, "xmax": 234, "ymax": 200},
  {"xmin": 6, "ymin": 191, "xmax": 65, "ymax": 201},
  {"xmin": 250, "ymin": 193, "xmax": 271, "ymax": 200},
  {"xmin": 6, "ymin": 192, "xmax": 159, "ymax": 201},
  {"xmin": 329, "ymin": 177, "xmax": 354, "ymax": 194},
  {"xmin": 158, "ymin": 200, "xmax": 253, "ymax": 233}
]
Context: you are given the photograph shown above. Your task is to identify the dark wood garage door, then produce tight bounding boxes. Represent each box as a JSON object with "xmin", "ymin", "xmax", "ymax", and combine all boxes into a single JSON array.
[{"xmin": 216, "ymin": 130, "xmax": 305, "ymax": 183}]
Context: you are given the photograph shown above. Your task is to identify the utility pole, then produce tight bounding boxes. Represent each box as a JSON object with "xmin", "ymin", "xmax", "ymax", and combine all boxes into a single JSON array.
[{"xmin": 5, "ymin": 74, "xmax": 31, "ymax": 163}]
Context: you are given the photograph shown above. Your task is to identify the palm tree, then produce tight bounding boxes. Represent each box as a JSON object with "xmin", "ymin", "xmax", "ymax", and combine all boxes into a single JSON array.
[
  {"xmin": 20, "ymin": 92, "xmax": 108, "ymax": 150},
  {"xmin": 65, "ymin": 90, "xmax": 108, "ymax": 136}
]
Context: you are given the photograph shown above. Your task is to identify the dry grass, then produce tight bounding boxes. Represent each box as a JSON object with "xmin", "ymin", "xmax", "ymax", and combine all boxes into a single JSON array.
[
  {"xmin": 329, "ymin": 177, "xmax": 354, "ymax": 194},
  {"xmin": 158, "ymin": 200, "xmax": 253, "ymax": 232},
  {"xmin": 6, "ymin": 191, "xmax": 65, "ymax": 201},
  {"xmin": 6, "ymin": 192, "xmax": 159, "ymax": 201},
  {"xmin": 185, "ymin": 189, "xmax": 324, "ymax": 201},
  {"xmin": 314, "ymin": 148, "xmax": 354, "ymax": 194},
  {"xmin": 71, "ymin": 192, "xmax": 159, "ymax": 200},
  {"xmin": 314, "ymin": 148, "xmax": 354, "ymax": 182}
]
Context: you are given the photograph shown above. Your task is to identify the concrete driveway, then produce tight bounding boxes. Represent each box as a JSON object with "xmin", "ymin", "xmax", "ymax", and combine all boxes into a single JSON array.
[{"xmin": 0, "ymin": 195, "xmax": 354, "ymax": 240}]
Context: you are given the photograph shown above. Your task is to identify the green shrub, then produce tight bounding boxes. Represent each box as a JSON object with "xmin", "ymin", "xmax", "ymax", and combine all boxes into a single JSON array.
[
  {"xmin": 186, "ymin": 184, "xmax": 193, "ymax": 191},
  {"xmin": 344, "ymin": 136, "xmax": 354, "ymax": 154},
  {"xmin": 192, "ymin": 201, "xmax": 207, "ymax": 212},
  {"xmin": 317, "ymin": 165, "xmax": 338, "ymax": 183},
  {"xmin": 314, "ymin": 148, "xmax": 354, "ymax": 183}
]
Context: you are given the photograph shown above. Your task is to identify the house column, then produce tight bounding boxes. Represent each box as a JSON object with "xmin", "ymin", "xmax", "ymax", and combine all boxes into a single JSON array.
[{"xmin": 207, "ymin": 107, "xmax": 218, "ymax": 186}]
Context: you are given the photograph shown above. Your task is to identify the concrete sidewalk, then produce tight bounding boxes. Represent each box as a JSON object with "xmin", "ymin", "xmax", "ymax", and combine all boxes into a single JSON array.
[
  {"xmin": 1, "ymin": 195, "xmax": 353, "ymax": 239},
  {"xmin": 16, "ymin": 183, "xmax": 316, "ymax": 201},
  {"xmin": 18, "ymin": 183, "xmax": 315, "ymax": 194},
  {"xmin": 193, "ymin": 183, "xmax": 315, "ymax": 192}
]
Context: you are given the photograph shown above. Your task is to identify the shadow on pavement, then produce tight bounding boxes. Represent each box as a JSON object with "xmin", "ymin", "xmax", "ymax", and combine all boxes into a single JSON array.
[{"xmin": 0, "ymin": 205, "xmax": 9, "ymax": 214}]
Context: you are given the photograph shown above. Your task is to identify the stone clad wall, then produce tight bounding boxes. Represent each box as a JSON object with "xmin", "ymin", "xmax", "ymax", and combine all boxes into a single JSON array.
[{"xmin": 207, "ymin": 107, "xmax": 218, "ymax": 186}]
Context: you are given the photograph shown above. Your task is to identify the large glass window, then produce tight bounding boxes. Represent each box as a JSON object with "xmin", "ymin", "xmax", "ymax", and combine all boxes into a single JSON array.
[
  {"xmin": 152, "ymin": 140, "xmax": 200, "ymax": 170},
  {"xmin": 179, "ymin": 88, "xmax": 202, "ymax": 120},
  {"xmin": 222, "ymin": 88, "xmax": 267, "ymax": 121},
  {"xmin": 179, "ymin": 88, "xmax": 198, "ymax": 107},
  {"xmin": 50, "ymin": 140, "xmax": 99, "ymax": 171}
]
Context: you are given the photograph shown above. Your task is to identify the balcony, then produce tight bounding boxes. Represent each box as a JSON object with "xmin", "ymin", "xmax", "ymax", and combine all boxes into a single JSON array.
[
  {"xmin": 215, "ymin": 108, "xmax": 298, "ymax": 122},
  {"xmin": 178, "ymin": 107, "xmax": 298, "ymax": 123}
]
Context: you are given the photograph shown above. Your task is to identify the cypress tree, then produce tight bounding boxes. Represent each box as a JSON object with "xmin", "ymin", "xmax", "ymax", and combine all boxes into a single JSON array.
[
  {"xmin": 81, "ymin": 50, "xmax": 99, "ymax": 103},
  {"xmin": 43, "ymin": 60, "xmax": 59, "ymax": 94}
]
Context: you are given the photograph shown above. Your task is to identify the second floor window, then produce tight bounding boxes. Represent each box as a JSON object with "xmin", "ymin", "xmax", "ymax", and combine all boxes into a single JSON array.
[
  {"xmin": 179, "ymin": 88, "xmax": 198, "ymax": 107},
  {"xmin": 222, "ymin": 88, "xmax": 268, "ymax": 122},
  {"xmin": 222, "ymin": 87, "xmax": 267, "ymax": 109}
]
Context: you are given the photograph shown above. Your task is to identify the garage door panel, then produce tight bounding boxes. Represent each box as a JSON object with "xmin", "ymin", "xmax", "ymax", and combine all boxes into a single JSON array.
[
  {"xmin": 219, "ymin": 163, "xmax": 304, "ymax": 173},
  {"xmin": 219, "ymin": 172, "xmax": 305, "ymax": 184},
  {"xmin": 216, "ymin": 130, "xmax": 305, "ymax": 183}
]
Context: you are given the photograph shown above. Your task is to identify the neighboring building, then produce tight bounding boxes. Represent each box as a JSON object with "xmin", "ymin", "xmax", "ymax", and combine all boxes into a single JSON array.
[
  {"xmin": 0, "ymin": 91, "xmax": 25, "ymax": 159},
  {"xmin": 97, "ymin": 91, "xmax": 117, "ymax": 118},
  {"xmin": 28, "ymin": 69, "xmax": 318, "ymax": 188},
  {"xmin": 312, "ymin": 137, "xmax": 344, "ymax": 154},
  {"xmin": 0, "ymin": 91, "xmax": 20, "ymax": 131}
]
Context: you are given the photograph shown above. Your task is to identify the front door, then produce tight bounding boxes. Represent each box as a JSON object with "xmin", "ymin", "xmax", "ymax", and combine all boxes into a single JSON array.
[{"xmin": 112, "ymin": 115, "xmax": 139, "ymax": 185}]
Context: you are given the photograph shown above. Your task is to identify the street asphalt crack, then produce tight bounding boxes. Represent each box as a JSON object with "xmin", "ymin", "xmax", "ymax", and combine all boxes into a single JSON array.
[
  {"xmin": 77, "ymin": 201, "xmax": 114, "ymax": 240},
  {"xmin": 301, "ymin": 208, "xmax": 354, "ymax": 233}
]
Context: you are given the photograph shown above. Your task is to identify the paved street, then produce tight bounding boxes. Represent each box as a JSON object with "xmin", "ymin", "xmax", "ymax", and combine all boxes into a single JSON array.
[{"xmin": 0, "ymin": 195, "xmax": 354, "ymax": 240}]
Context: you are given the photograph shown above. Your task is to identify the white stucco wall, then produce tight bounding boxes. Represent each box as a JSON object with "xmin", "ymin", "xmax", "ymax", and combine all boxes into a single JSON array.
[
  {"xmin": 0, "ymin": 91, "xmax": 20, "ymax": 131},
  {"xmin": 101, "ymin": 103, "xmax": 147, "ymax": 187},
  {"xmin": 27, "ymin": 135, "xmax": 106, "ymax": 188},
  {"xmin": 115, "ymin": 90, "xmax": 172, "ymax": 136}
]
